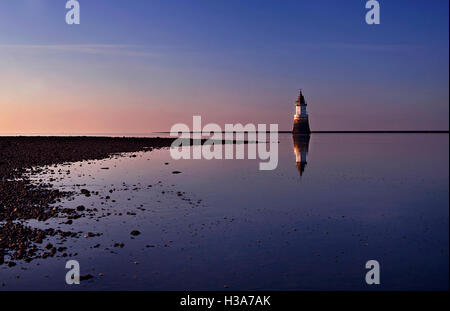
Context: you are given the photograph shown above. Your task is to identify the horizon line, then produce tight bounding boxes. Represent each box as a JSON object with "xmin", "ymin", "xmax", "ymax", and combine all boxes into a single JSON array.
[
  {"xmin": 153, "ymin": 130, "xmax": 450, "ymax": 134},
  {"xmin": 1, "ymin": 130, "xmax": 449, "ymax": 137}
]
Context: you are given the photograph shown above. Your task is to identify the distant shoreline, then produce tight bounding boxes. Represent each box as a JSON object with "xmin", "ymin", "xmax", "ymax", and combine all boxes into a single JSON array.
[
  {"xmin": 153, "ymin": 130, "xmax": 449, "ymax": 134},
  {"xmin": 1, "ymin": 130, "xmax": 448, "ymax": 138},
  {"xmin": 310, "ymin": 130, "xmax": 448, "ymax": 133}
]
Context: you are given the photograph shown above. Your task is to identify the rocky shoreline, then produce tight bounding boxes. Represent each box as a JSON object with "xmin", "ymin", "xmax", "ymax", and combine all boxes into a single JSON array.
[{"xmin": 0, "ymin": 136, "xmax": 176, "ymax": 266}]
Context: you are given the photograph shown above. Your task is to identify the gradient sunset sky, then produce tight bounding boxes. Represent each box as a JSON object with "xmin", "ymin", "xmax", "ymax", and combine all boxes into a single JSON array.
[{"xmin": 0, "ymin": 0, "xmax": 448, "ymax": 133}]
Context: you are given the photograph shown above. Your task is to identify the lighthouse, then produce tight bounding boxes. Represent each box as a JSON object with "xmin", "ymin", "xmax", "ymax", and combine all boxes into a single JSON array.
[{"xmin": 292, "ymin": 90, "xmax": 311, "ymax": 134}]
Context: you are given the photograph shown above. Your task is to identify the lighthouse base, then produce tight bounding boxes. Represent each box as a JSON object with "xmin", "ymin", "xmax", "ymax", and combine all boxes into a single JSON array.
[{"xmin": 292, "ymin": 117, "xmax": 311, "ymax": 135}]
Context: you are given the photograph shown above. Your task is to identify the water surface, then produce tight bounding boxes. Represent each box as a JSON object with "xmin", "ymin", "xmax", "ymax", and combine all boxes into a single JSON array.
[{"xmin": 1, "ymin": 134, "xmax": 448, "ymax": 290}]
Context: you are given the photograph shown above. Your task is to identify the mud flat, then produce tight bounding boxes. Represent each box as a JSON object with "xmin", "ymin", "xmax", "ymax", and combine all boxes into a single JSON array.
[{"xmin": 0, "ymin": 136, "xmax": 176, "ymax": 266}]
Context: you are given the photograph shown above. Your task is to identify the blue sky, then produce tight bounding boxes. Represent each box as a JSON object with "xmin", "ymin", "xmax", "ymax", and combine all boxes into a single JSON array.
[{"xmin": 0, "ymin": 0, "xmax": 448, "ymax": 132}]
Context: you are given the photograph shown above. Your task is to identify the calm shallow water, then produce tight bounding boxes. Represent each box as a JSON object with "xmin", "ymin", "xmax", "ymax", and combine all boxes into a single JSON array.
[{"xmin": 1, "ymin": 134, "xmax": 448, "ymax": 290}]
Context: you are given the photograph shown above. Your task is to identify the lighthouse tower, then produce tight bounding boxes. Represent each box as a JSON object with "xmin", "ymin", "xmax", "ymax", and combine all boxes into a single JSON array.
[{"xmin": 292, "ymin": 90, "xmax": 311, "ymax": 134}]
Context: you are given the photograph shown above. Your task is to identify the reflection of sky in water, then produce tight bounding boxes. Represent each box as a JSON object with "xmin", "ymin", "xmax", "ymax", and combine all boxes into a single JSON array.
[{"xmin": 2, "ymin": 134, "xmax": 448, "ymax": 290}]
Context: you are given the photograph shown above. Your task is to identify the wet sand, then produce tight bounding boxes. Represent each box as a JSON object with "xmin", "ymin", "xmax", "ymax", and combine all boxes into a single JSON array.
[{"xmin": 0, "ymin": 136, "xmax": 176, "ymax": 266}]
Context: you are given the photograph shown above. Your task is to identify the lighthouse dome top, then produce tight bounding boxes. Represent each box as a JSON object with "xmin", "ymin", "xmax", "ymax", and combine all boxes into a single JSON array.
[{"xmin": 296, "ymin": 90, "xmax": 307, "ymax": 106}]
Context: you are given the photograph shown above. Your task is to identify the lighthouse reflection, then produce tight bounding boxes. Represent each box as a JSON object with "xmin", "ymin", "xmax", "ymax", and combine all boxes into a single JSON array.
[{"xmin": 292, "ymin": 134, "xmax": 310, "ymax": 177}]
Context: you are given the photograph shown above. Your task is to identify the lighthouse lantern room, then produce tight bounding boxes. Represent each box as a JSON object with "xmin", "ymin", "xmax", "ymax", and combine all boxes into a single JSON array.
[{"xmin": 292, "ymin": 90, "xmax": 311, "ymax": 134}]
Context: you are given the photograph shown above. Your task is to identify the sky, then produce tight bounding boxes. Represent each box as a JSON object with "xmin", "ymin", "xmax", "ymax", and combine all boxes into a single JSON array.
[{"xmin": 0, "ymin": 0, "xmax": 448, "ymax": 133}]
